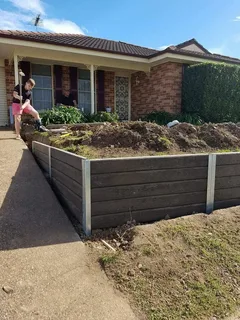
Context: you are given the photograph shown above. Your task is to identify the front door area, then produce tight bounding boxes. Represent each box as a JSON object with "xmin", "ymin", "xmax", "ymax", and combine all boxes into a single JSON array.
[{"xmin": 115, "ymin": 76, "xmax": 129, "ymax": 120}]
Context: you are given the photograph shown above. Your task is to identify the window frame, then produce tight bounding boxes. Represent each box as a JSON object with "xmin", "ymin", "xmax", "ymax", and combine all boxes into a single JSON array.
[
  {"xmin": 31, "ymin": 63, "xmax": 54, "ymax": 111},
  {"xmin": 78, "ymin": 68, "xmax": 97, "ymax": 113}
]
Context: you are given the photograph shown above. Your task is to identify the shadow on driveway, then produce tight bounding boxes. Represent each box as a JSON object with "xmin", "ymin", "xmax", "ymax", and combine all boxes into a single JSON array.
[{"xmin": 0, "ymin": 147, "xmax": 80, "ymax": 251}]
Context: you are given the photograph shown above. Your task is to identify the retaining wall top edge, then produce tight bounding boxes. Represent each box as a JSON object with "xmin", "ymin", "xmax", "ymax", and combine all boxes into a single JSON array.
[
  {"xmin": 90, "ymin": 153, "xmax": 210, "ymax": 162},
  {"xmin": 33, "ymin": 141, "xmax": 240, "ymax": 162},
  {"xmin": 215, "ymin": 152, "xmax": 240, "ymax": 156},
  {"xmin": 33, "ymin": 141, "xmax": 86, "ymax": 160}
]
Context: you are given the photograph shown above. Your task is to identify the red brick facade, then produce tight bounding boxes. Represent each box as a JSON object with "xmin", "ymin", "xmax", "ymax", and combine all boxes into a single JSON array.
[
  {"xmin": 104, "ymin": 71, "xmax": 115, "ymax": 111},
  {"xmin": 131, "ymin": 62, "xmax": 183, "ymax": 119},
  {"xmin": 4, "ymin": 60, "xmax": 183, "ymax": 120},
  {"xmin": 5, "ymin": 59, "xmax": 15, "ymax": 107}
]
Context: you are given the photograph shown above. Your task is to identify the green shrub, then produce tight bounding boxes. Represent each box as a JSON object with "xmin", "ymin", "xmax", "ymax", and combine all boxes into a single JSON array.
[
  {"xmin": 83, "ymin": 112, "xmax": 119, "ymax": 123},
  {"xmin": 143, "ymin": 111, "xmax": 174, "ymax": 125},
  {"xmin": 176, "ymin": 113, "xmax": 203, "ymax": 125},
  {"xmin": 143, "ymin": 111, "xmax": 203, "ymax": 126},
  {"xmin": 40, "ymin": 106, "xmax": 83, "ymax": 126},
  {"xmin": 182, "ymin": 62, "xmax": 240, "ymax": 123},
  {"xmin": 40, "ymin": 106, "xmax": 119, "ymax": 126}
]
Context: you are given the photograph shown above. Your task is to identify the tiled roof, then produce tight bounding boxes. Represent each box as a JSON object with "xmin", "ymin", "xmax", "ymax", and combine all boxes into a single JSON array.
[
  {"xmin": 0, "ymin": 30, "xmax": 240, "ymax": 65},
  {"xmin": 0, "ymin": 30, "xmax": 158, "ymax": 57},
  {"xmin": 176, "ymin": 38, "xmax": 211, "ymax": 54},
  {"xmin": 155, "ymin": 46, "xmax": 240, "ymax": 65}
]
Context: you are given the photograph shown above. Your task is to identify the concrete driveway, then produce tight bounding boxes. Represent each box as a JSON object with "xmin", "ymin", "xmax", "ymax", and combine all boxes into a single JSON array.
[{"xmin": 0, "ymin": 130, "xmax": 138, "ymax": 320}]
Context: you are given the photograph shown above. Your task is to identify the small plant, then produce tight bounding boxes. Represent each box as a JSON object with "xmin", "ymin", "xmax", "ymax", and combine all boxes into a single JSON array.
[
  {"xmin": 83, "ymin": 112, "xmax": 119, "ymax": 123},
  {"xmin": 143, "ymin": 111, "xmax": 174, "ymax": 125},
  {"xmin": 99, "ymin": 254, "xmax": 117, "ymax": 267},
  {"xmin": 158, "ymin": 136, "xmax": 172, "ymax": 148},
  {"xmin": 142, "ymin": 245, "xmax": 154, "ymax": 257}
]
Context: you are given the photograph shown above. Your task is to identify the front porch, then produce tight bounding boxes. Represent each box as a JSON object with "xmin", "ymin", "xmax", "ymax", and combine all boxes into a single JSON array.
[
  {"xmin": 1, "ymin": 37, "xmax": 185, "ymax": 125},
  {"xmin": 1, "ymin": 39, "xmax": 151, "ymax": 122},
  {"xmin": 6, "ymin": 57, "xmax": 134, "ymax": 121}
]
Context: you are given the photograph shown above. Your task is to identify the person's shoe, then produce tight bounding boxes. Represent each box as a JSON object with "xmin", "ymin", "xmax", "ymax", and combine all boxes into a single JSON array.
[
  {"xmin": 38, "ymin": 125, "xmax": 49, "ymax": 132},
  {"xmin": 16, "ymin": 135, "xmax": 21, "ymax": 140},
  {"xmin": 35, "ymin": 119, "xmax": 49, "ymax": 132}
]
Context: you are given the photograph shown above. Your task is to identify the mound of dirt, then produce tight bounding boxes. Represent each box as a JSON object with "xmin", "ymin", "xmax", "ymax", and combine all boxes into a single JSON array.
[{"xmin": 22, "ymin": 121, "xmax": 240, "ymax": 157}]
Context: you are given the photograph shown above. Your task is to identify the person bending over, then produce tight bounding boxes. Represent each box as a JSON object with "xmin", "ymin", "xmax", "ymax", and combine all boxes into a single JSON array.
[
  {"xmin": 60, "ymin": 88, "xmax": 77, "ymax": 107},
  {"xmin": 12, "ymin": 78, "xmax": 48, "ymax": 139}
]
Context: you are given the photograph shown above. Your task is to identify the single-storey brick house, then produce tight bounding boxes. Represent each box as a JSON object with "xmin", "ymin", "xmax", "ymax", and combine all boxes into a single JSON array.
[{"xmin": 0, "ymin": 30, "xmax": 240, "ymax": 126}]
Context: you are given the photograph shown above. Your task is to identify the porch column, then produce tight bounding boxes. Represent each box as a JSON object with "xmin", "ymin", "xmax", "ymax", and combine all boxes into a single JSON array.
[
  {"xmin": 90, "ymin": 65, "xmax": 95, "ymax": 114},
  {"xmin": 86, "ymin": 64, "xmax": 98, "ymax": 114},
  {"xmin": 13, "ymin": 53, "xmax": 19, "ymax": 86}
]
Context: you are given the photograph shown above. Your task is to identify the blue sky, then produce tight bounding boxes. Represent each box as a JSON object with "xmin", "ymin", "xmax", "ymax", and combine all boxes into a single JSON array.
[{"xmin": 0, "ymin": 0, "xmax": 240, "ymax": 57}]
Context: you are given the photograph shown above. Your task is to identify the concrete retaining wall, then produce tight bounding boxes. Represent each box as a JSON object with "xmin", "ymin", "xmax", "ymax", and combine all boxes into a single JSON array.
[
  {"xmin": 33, "ymin": 141, "xmax": 240, "ymax": 235},
  {"xmin": 33, "ymin": 142, "xmax": 85, "ymax": 227},
  {"xmin": 90, "ymin": 155, "xmax": 208, "ymax": 229}
]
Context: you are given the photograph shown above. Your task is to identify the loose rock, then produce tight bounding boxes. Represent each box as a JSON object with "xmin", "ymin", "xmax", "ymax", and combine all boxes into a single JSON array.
[{"xmin": 2, "ymin": 286, "xmax": 13, "ymax": 294}]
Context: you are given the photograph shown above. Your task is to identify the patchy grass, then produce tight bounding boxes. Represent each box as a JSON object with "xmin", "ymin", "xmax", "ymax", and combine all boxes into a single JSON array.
[
  {"xmin": 62, "ymin": 145, "xmax": 99, "ymax": 158},
  {"xmin": 39, "ymin": 132, "xmax": 50, "ymax": 137},
  {"xmin": 141, "ymin": 245, "xmax": 155, "ymax": 257},
  {"xmin": 97, "ymin": 208, "xmax": 240, "ymax": 320},
  {"xmin": 158, "ymin": 136, "xmax": 172, "ymax": 149},
  {"xmin": 99, "ymin": 253, "xmax": 118, "ymax": 268},
  {"xmin": 216, "ymin": 148, "xmax": 240, "ymax": 153}
]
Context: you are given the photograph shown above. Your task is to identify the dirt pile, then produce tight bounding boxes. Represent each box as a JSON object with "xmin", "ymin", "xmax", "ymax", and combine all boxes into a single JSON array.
[
  {"xmin": 22, "ymin": 121, "xmax": 240, "ymax": 157},
  {"xmin": 67, "ymin": 121, "xmax": 240, "ymax": 152}
]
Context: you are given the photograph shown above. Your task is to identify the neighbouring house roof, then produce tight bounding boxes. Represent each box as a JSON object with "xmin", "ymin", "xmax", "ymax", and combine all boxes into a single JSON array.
[
  {"xmin": 0, "ymin": 30, "xmax": 240, "ymax": 65},
  {"xmin": 176, "ymin": 38, "xmax": 211, "ymax": 54},
  {"xmin": 152, "ymin": 45, "xmax": 240, "ymax": 65}
]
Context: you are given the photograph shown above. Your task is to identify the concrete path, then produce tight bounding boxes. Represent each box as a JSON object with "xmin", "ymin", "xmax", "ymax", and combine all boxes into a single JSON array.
[{"xmin": 0, "ymin": 130, "xmax": 138, "ymax": 320}]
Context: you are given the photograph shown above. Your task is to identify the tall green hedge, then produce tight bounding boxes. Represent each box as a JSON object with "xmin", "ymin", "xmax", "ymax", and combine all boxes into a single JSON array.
[{"xmin": 182, "ymin": 62, "xmax": 240, "ymax": 123}]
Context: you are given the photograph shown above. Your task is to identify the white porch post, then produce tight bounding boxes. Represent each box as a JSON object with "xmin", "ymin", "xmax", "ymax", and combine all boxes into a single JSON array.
[
  {"xmin": 13, "ymin": 54, "xmax": 19, "ymax": 86},
  {"xmin": 90, "ymin": 64, "xmax": 95, "ymax": 114}
]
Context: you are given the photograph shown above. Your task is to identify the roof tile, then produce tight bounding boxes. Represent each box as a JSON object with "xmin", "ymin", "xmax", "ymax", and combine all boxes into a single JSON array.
[{"xmin": 0, "ymin": 30, "xmax": 240, "ymax": 65}]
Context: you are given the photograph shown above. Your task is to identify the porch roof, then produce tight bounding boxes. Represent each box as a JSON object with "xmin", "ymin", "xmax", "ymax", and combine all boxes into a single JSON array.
[{"xmin": 0, "ymin": 31, "xmax": 240, "ymax": 67}]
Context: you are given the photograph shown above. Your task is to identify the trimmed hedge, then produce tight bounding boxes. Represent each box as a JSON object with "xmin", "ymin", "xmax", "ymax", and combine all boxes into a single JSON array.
[{"xmin": 182, "ymin": 63, "xmax": 240, "ymax": 123}]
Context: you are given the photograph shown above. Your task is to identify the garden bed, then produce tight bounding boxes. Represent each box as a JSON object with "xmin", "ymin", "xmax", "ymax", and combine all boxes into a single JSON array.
[{"xmin": 22, "ymin": 121, "xmax": 240, "ymax": 158}]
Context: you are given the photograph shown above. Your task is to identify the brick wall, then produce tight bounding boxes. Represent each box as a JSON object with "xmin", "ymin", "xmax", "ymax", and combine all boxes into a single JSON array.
[
  {"xmin": 104, "ymin": 71, "xmax": 115, "ymax": 111},
  {"xmin": 5, "ymin": 59, "xmax": 15, "ymax": 107},
  {"xmin": 62, "ymin": 66, "xmax": 70, "ymax": 90},
  {"xmin": 131, "ymin": 62, "xmax": 183, "ymax": 120}
]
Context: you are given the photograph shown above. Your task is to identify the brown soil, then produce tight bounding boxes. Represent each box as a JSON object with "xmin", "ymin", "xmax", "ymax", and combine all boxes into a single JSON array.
[
  {"xmin": 22, "ymin": 121, "xmax": 240, "ymax": 158},
  {"xmin": 86, "ymin": 207, "xmax": 240, "ymax": 320}
]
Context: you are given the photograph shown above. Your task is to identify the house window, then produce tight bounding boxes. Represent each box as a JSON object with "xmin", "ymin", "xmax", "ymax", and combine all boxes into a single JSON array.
[
  {"xmin": 32, "ymin": 64, "xmax": 52, "ymax": 111},
  {"xmin": 78, "ymin": 69, "xmax": 91, "ymax": 113}
]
